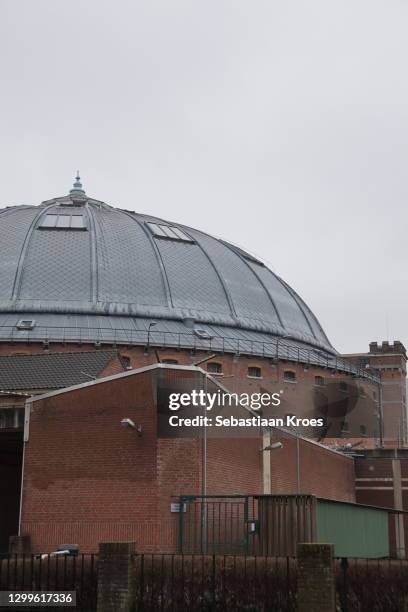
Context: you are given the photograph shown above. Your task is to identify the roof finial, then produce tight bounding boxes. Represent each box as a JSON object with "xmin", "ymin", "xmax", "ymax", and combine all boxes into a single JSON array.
[{"xmin": 69, "ymin": 171, "xmax": 86, "ymax": 197}]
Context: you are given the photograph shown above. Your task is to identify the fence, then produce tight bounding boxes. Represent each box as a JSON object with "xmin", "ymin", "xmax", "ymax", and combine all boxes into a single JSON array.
[
  {"xmin": 336, "ymin": 558, "xmax": 408, "ymax": 612},
  {"xmin": 0, "ymin": 554, "xmax": 98, "ymax": 611},
  {"xmin": 2, "ymin": 551, "xmax": 408, "ymax": 611},
  {"xmin": 133, "ymin": 554, "xmax": 297, "ymax": 612},
  {"xmin": 131, "ymin": 554, "xmax": 408, "ymax": 612}
]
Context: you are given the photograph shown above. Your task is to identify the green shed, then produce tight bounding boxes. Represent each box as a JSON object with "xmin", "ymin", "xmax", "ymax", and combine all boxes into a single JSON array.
[{"xmin": 316, "ymin": 499, "xmax": 389, "ymax": 558}]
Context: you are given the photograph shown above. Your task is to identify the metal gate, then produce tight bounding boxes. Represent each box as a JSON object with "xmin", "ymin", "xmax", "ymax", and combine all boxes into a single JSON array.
[
  {"xmin": 177, "ymin": 494, "xmax": 318, "ymax": 555},
  {"xmin": 178, "ymin": 495, "xmax": 259, "ymax": 555}
]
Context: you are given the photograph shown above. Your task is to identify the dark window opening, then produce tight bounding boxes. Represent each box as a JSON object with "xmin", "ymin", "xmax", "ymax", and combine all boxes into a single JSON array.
[
  {"xmin": 248, "ymin": 366, "xmax": 261, "ymax": 378},
  {"xmin": 284, "ymin": 370, "xmax": 296, "ymax": 383},
  {"xmin": 207, "ymin": 362, "xmax": 222, "ymax": 374},
  {"xmin": 120, "ymin": 355, "xmax": 131, "ymax": 369},
  {"xmin": 315, "ymin": 375, "xmax": 325, "ymax": 386},
  {"xmin": 162, "ymin": 359, "xmax": 179, "ymax": 365}
]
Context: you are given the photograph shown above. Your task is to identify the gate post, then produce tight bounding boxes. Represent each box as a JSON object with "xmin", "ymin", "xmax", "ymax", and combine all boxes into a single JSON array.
[
  {"xmin": 97, "ymin": 542, "xmax": 137, "ymax": 612},
  {"xmin": 297, "ymin": 543, "xmax": 335, "ymax": 612}
]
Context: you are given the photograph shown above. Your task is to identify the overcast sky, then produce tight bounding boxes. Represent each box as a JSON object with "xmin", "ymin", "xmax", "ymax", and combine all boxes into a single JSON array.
[{"xmin": 0, "ymin": 1, "xmax": 407, "ymax": 353}]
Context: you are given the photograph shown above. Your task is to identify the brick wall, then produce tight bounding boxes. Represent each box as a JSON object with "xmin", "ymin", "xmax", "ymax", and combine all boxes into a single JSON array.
[
  {"xmin": 19, "ymin": 365, "xmax": 356, "ymax": 553},
  {"xmin": 268, "ymin": 433, "xmax": 355, "ymax": 502},
  {"xmin": 21, "ymin": 371, "xmax": 161, "ymax": 552}
]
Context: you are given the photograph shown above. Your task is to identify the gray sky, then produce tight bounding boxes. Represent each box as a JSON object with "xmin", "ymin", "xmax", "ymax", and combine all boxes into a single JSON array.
[{"xmin": 1, "ymin": 0, "xmax": 407, "ymax": 353}]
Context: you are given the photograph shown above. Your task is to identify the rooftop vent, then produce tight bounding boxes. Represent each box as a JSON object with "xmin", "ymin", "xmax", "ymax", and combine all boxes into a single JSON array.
[
  {"xmin": 193, "ymin": 328, "xmax": 213, "ymax": 340},
  {"xmin": 16, "ymin": 319, "xmax": 36, "ymax": 330},
  {"xmin": 146, "ymin": 222, "xmax": 194, "ymax": 243}
]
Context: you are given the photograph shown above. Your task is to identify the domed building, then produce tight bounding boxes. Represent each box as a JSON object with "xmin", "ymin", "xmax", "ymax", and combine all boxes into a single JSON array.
[
  {"xmin": 0, "ymin": 176, "xmax": 404, "ymax": 557},
  {"xmin": 0, "ymin": 176, "xmax": 383, "ymax": 438},
  {"xmin": 0, "ymin": 175, "xmax": 346, "ymax": 366}
]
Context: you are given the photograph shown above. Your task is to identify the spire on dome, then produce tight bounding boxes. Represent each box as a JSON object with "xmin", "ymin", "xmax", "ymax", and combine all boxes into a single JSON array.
[{"xmin": 69, "ymin": 171, "xmax": 86, "ymax": 197}]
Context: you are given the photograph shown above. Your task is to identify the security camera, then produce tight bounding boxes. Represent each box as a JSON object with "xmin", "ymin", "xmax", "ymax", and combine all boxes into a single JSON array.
[{"xmin": 121, "ymin": 418, "xmax": 136, "ymax": 429}]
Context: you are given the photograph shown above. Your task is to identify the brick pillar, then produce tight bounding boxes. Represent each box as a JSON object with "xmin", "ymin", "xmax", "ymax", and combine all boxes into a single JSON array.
[
  {"xmin": 97, "ymin": 542, "xmax": 137, "ymax": 612},
  {"xmin": 9, "ymin": 535, "xmax": 31, "ymax": 554},
  {"xmin": 297, "ymin": 543, "xmax": 335, "ymax": 612}
]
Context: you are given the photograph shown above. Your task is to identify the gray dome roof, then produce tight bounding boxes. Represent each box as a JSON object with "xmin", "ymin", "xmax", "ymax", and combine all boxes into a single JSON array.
[{"xmin": 0, "ymin": 183, "xmax": 334, "ymax": 356}]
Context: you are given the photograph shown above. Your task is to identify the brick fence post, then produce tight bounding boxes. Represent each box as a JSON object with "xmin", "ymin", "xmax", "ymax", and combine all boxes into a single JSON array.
[
  {"xmin": 297, "ymin": 543, "xmax": 335, "ymax": 612},
  {"xmin": 97, "ymin": 542, "xmax": 137, "ymax": 612}
]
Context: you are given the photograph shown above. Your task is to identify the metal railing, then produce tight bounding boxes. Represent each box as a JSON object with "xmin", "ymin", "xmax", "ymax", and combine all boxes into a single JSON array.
[
  {"xmin": 0, "ymin": 325, "xmax": 379, "ymax": 382},
  {"xmin": 336, "ymin": 557, "xmax": 408, "ymax": 612},
  {"xmin": 0, "ymin": 553, "xmax": 97, "ymax": 611},
  {"xmin": 133, "ymin": 553, "xmax": 297, "ymax": 611}
]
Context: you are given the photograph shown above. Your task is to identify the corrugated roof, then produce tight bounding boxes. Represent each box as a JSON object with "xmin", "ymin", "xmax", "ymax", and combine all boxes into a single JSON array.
[{"xmin": 0, "ymin": 350, "xmax": 122, "ymax": 391}]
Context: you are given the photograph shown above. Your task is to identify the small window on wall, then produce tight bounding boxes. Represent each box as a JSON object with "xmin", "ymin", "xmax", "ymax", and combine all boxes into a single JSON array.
[
  {"xmin": 120, "ymin": 355, "xmax": 131, "ymax": 369},
  {"xmin": 248, "ymin": 366, "xmax": 261, "ymax": 378},
  {"xmin": 207, "ymin": 362, "xmax": 222, "ymax": 375},
  {"xmin": 315, "ymin": 375, "xmax": 324, "ymax": 387},
  {"xmin": 360, "ymin": 424, "xmax": 367, "ymax": 436},
  {"xmin": 339, "ymin": 381, "xmax": 347, "ymax": 392},
  {"xmin": 283, "ymin": 371, "xmax": 296, "ymax": 383},
  {"xmin": 162, "ymin": 359, "xmax": 178, "ymax": 365},
  {"xmin": 0, "ymin": 408, "xmax": 23, "ymax": 430}
]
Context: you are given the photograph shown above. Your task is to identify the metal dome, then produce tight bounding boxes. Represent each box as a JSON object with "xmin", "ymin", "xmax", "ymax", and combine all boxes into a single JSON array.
[{"xmin": 0, "ymin": 179, "xmax": 335, "ymax": 358}]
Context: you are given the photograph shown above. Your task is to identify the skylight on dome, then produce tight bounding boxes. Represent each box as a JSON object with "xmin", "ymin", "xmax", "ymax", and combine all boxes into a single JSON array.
[
  {"xmin": 39, "ymin": 214, "xmax": 86, "ymax": 230},
  {"xmin": 146, "ymin": 222, "xmax": 193, "ymax": 243}
]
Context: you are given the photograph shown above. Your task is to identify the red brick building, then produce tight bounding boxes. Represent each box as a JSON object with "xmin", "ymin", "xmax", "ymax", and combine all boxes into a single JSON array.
[
  {"xmin": 19, "ymin": 364, "xmax": 355, "ymax": 553},
  {"xmin": 342, "ymin": 341, "xmax": 407, "ymax": 446}
]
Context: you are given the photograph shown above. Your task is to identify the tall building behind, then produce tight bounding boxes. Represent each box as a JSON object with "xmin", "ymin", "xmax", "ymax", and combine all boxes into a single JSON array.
[{"xmin": 342, "ymin": 341, "xmax": 407, "ymax": 446}]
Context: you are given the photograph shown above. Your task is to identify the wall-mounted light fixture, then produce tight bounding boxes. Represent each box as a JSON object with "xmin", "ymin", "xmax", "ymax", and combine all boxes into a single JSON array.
[
  {"xmin": 260, "ymin": 441, "xmax": 283, "ymax": 452},
  {"xmin": 121, "ymin": 418, "xmax": 143, "ymax": 436}
]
